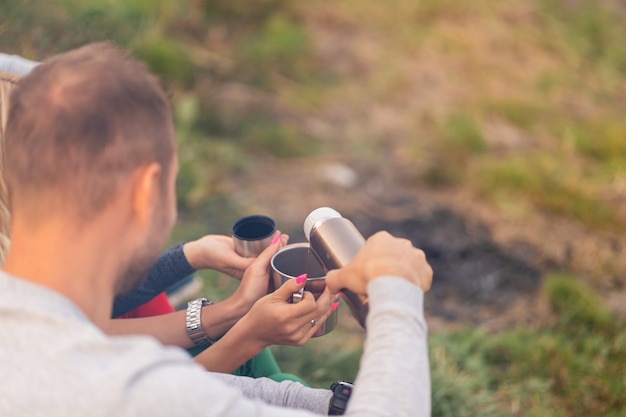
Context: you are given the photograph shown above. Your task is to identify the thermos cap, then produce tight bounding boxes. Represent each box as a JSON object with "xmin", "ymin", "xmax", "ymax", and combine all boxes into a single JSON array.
[{"xmin": 304, "ymin": 207, "xmax": 342, "ymax": 241}]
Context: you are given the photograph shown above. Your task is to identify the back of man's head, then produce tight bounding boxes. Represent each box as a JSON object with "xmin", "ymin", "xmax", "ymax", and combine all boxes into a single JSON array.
[{"xmin": 4, "ymin": 42, "xmax": 175, "ymax": 225}]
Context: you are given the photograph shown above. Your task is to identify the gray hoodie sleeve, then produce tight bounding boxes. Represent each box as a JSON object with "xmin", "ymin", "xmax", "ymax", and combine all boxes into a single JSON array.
[{"xmin": 345, "ymin": 277, "xmax": 431, "ymax": 417}]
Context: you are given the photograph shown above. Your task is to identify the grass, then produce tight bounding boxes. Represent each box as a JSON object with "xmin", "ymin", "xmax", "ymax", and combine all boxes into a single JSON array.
[
  {"xmin": 474, "ymin": 153, "xmax": 624, "ymax": 232},
  {"xmin": 482, "ymin": 99, "xmax": 548, "ymax": 130},
  {"xmin": 441, "ymin": 112, "xmax": 487, "ymax": 154},
  {"xmin": 429, "ymin": 274, "xmax": 626, "ymax": 417}
]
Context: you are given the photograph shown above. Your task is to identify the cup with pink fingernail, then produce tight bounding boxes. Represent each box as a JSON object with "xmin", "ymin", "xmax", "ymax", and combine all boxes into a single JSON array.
[{"xmin": 270, "ymin": 243, "xmax": 338, "ymax": 337}]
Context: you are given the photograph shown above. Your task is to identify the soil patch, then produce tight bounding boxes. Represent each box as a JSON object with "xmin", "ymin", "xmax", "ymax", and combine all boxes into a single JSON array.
[{"xmin": 352, "ymin": 209, "xmax": 542, "ymax": 329}]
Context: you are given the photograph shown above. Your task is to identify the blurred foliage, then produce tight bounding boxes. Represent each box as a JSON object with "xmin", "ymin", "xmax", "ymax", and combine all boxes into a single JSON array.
[
  {"xmin": 398, "ymin": 0, "xmax": 626, "ymax": 234},
  {"xmin": 431, "ymin": 337, "xmax": 508, "ymax": 417},
  {"xmin": 538, "ymin": 0, "xmax": 626, "ymax": 74},
  {"xmin": 5, "ymin": 0, "xmax": 624, "ymax": 230},
  {"xmin": 134, "ymin": 37, "xmax": 196, "ymax": 88},
  {"xmin": 0, "ymin": 0, "xmax": 326, "ymax": 218},
  {"xmin": 3, "ymin": 1, "xmax": 626, "ymax": 415},
  {"xmin": 481, "ymin": 100, "xmax": 547, "ymax": 130},
  {"xmin": 475, "ymin": 154, "xmax": 622, "ymax": 232},
  {"xmin": 441, "ymin": 112, "xmax": 487, "ymax": 155}
]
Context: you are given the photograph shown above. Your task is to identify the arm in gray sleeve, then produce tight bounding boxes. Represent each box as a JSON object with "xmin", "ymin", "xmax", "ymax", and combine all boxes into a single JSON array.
[
  {"xmin": 210, "ymin": 373, "xmax": 332, "ymax": 415},
  {"xmin": 346, "ymin": 277, "xmax": 431, "ymax": 417},
  {"xmin": 0, "ymin": 53, "xmax": 39, "ymax": 76}
]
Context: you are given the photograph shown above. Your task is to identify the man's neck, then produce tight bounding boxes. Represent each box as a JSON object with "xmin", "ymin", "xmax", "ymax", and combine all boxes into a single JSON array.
[{"xmin": 3, "ymin": 215, "xmax": 122, "ymax": 327}]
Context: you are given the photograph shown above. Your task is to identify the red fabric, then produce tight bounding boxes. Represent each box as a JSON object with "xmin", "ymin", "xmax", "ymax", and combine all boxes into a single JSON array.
[{"xmin": 116, "ymin": 292, "xmax": 175, "ymax": 319}]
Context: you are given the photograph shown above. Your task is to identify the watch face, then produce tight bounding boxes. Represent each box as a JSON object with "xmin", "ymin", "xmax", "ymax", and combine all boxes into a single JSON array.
[{"xmin": 331, "ymin": 381, "xmax": 353, "ymax": 391}]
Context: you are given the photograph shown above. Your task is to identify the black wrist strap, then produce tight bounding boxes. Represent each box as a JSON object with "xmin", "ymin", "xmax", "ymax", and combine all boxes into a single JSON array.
[{"xmin": 328, "ymin": 381, "xmax": 353, "ymax": 415}]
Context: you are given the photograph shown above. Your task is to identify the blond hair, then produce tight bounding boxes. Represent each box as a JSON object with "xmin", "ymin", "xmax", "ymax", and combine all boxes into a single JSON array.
[{"xmin": 0, "ymin": 72, "xmax": 19, "ymax": 263}]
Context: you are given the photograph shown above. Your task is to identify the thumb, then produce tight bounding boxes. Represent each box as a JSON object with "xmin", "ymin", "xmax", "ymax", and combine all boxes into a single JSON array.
[
  {"xmin": 325, "ymin": 269, "xmax": 343, "ymax": 294},
  {"xmin": 272, "ymin": 274, "xmax": 308, "ymax": 302},
  {"xmin": 250, "ymin": 232, "xmax": 282, "ymax": 269}
]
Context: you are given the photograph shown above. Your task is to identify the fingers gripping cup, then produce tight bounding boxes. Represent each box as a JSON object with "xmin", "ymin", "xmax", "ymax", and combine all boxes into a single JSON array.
[
  {"xmin": 270, "ymin": 243, "xmax": 337, "ymax": 337},
  {"xmin": 232, "ymin": 215, "xmax": 277, "ymax": 258}
]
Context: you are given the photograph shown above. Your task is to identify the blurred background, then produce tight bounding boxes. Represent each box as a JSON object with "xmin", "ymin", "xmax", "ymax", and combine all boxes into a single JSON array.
[{"xmin": 2, "ymin": 0, "xmax": 625, "ymax": 415}]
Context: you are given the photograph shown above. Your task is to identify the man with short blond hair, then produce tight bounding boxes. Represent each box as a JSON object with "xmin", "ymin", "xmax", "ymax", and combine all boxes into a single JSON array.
[{"xmin": 0, "ymin": 42, "xmax": 432, "ymax": 417}]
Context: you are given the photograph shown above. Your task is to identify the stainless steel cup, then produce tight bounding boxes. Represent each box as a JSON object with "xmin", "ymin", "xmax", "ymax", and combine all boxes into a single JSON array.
[
  {"xmin": 231, "ymin": 215, "xmax": 277, "ymax": 258},
  {"xmin": 270, "ymin": 243, "xmax": 337, "ymax": 337}
]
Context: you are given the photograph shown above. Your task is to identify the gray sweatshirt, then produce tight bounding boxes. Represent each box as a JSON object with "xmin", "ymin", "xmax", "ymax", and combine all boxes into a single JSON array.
[
  {"xmin": 0, "ymin": 271, "xmax": 430, "ymax": 416},
  {"xmin": 0, "ymin": 52, "xmax": 39, "ymax": 76}
]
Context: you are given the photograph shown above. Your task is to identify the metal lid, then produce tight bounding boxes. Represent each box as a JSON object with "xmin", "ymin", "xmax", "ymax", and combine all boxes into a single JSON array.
[{"xmin": 304, "ymin": 207, "xmax": 342, "ymax": 241}]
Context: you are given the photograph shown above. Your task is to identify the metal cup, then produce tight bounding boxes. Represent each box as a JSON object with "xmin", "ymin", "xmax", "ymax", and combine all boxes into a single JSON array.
[
  {"xmin": 231, "ymin": 215, "xmax": 277, "ymax": 258},
  {"xmin": 270, "ymin": 243, "xmax": 337, "ymax": 337}
]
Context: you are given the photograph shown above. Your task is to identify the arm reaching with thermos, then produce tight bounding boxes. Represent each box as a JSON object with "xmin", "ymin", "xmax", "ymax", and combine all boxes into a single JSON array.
[{"xmin": 326, "ymin": 231, "xmax": 433, "ymax": 417}]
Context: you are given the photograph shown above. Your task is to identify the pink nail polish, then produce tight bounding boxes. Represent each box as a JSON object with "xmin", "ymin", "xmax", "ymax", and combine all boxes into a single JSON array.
[
  {"xmin": 331, "ymin": 302, "xmax": 340, "ymax": 312},
  {"xmin": 296, "ymin": 274, "xmax": 307, "ymax": 284},
  {"xmin": 271, "ymin": 233, "xmax": 280, "ymax": 245},
  {"xmin": 334, "ymin": 293, "xmax": 341, "ymax": 300}
]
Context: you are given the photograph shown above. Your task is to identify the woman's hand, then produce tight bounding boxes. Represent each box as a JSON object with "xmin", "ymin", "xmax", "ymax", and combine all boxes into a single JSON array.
[
  {"xmin": 228, "ymin": 232, "xmax": 289, "ymax": 309},
  {"xmin": 183, "ymin": 233, "xmax": 289, "ymax": 280},
  {"xmin": 182, "ymin": 234, "xmax": 254, "ymax": 279},
  {"xmin": 236, "ymin": 276, "xmax": 339, "ymax": 348},
  {"xmin": 179, "ymin": 232, "xmax": 289, "ymax": 346},
  {"xmin": 194, "ymin": 276, "xmax": 340, "ymax": 373}
]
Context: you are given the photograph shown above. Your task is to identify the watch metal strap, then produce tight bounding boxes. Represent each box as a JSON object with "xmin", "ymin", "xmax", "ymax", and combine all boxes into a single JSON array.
[{"xmin": 185, "ymin": 297, "xmax": 214, "ymax": 346}]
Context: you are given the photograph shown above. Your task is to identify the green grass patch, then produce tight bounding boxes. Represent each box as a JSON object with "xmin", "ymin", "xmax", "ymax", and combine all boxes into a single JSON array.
[
  {"xmin": 202, "ymin": 0, "xmax": 293, "ymax": 23},
  {"xmin": 237, "ymin": 15, "xmax": 312, "ymax": 83},
  {"xmin": 566, "ymin": 120, "xmax": 626, "ymax": 164},
  {"xmin": 482, "ymin": 99, "xmax": 548, "ymax": 130},
  {"xmin": 441, "ymin": 112, "xmax": 487, "ymax": 154},
  {"xmin": 536, "ymin": 0, "xmax": 626, "ymax": 74},
  {"xmin": 271, "ymin": 339, "xmax": 362, "ymax": 389},
  {"xmin": 240, "ymin": 117, "xmax": 321, "ymax": 158},
  {"xmin": 475, "ymin": 154, "xmax": 622, "ymax": 232},
  {"xmin": 421, "ymin": 112, "xmax": 487, "ymax": 186},
  {"xmin": 430, "ymin": 274, "xmax": 626, "ymax": 417},
  {"xmin": 545, "ymin": 273, "xmax": 615, "ymax": 335},
  {"xmin": 133, "ymin": 37, "xmax": 196, "ymax": 87},
  {"xmin": 430, "ymin": 331, "xmax": 507, "ymax": 417}
]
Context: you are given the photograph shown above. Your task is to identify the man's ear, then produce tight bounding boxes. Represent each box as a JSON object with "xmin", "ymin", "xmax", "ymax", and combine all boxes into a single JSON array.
[{"xmin": 129, "ymin": 163, "xmax": 162, "ymax": 226}]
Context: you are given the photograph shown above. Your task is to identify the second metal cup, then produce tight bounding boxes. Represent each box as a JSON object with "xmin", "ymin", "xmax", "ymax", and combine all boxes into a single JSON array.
[{"xmin": 270, "ymin": 243, "xmax": 337, "ymax": 337}]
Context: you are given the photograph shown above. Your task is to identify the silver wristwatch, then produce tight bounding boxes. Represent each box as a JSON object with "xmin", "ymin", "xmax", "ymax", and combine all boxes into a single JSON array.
[{"xmin": 185, "ymin": 297, "xmax": 214, "ymax": 346}]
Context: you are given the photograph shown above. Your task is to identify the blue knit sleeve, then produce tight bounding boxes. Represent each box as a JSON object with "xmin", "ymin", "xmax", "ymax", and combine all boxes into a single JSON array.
[{"xmin": 112, "ymin": 242, "xmax": 196, "ymax": 317}]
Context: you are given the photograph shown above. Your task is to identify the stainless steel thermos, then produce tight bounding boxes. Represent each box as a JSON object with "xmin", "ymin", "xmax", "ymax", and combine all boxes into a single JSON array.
[{"xmin": 304, "ymin": 207, "xmax": 369, "ymax": 329}]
